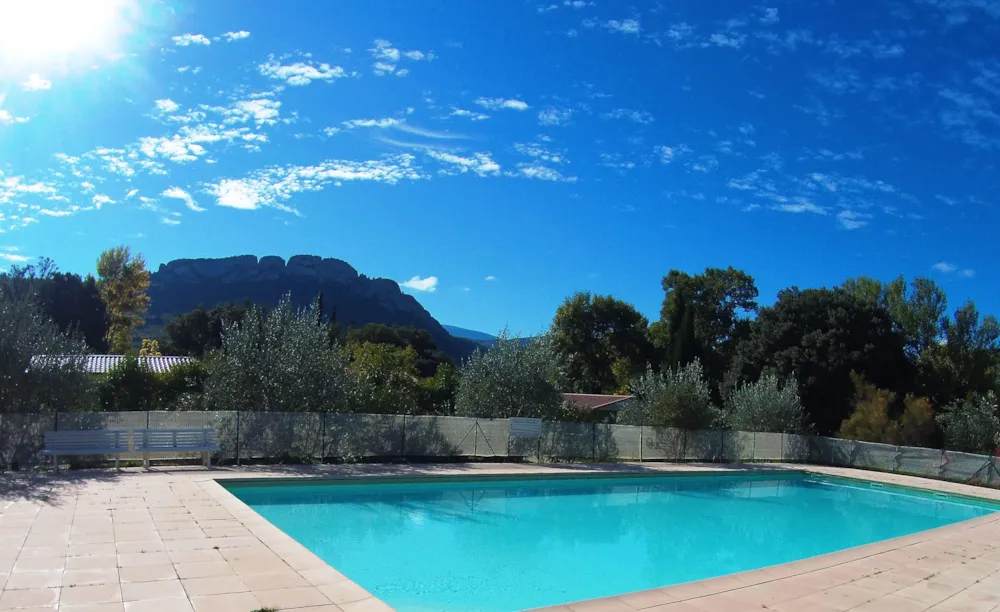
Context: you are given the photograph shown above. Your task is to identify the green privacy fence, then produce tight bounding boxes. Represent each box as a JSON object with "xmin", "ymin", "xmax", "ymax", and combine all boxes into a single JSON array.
[{"xmin": 1, "ymin": 411, "xmax": 998, "ymax": 487}]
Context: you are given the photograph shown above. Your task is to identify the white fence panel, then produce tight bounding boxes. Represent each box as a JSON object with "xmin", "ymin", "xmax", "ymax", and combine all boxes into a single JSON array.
[
  {"xmin": 896, "ymin": 446, "xmax": 943, "ymax": 478},
  {"xmin": 403, "ymin": 416, "xmax": 476, "ymax": 456},
  {"xmin": 722, "ymin": 431, "xmax": 754, "ymax": 462},
  {"xmin": 783, "ymin": 434, "xmax": 810, "ymax": 462},
  {"xmin": 684, "ymin": 430, "xmax": 723, "ymax": 461},
  {"xmin": 940, "ymin": 451, "xmax": 993, "ymax": 483},
  {"xmin": 812, "ymin": 436, "xmax": 856, "ymax": 466},
  {"xmin": 543, "ymin": 422, "xmax": 593, "ymax": 459},
  {"xmin": 852, "ymin": 441, "xmax": 899, "ymax": 472},
  {"xmin": 326, "ymin": 413, "xmax": 403, "ymax": 459},
  {"xmin": 752, "ymin": 432, "xmax": 783, "ymax": 461},
  {"xmin": 642, "ymin": 427, "xmax": 683, "ymax": 460},
  {"xmin": 476, "ymin": 418, "xmax": 510, "ymax": 457},
  {"xmin": 606, "ymin": 425, "xmax": 641, "ymax": 461}
]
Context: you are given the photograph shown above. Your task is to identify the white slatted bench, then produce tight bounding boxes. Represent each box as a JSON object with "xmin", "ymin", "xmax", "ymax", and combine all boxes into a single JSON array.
[
  {"xmin": 134, "ymin": 428, "xmax": 219, "ymax": 467},
  {"xmin": 44, "ymin": 429, "xmax": 131, "ymax": 470}
]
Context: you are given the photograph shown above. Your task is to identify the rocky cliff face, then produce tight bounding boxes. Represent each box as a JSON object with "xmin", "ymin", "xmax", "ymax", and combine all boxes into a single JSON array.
[{"xmin": 146, "ymin": 255, "xmax": 477, "ymax": 360}]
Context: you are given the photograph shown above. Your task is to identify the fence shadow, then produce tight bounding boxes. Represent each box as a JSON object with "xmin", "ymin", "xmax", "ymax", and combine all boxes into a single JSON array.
[{"xmin": 0, "ymin": 469, "xmax": 124, "ymax": 505}]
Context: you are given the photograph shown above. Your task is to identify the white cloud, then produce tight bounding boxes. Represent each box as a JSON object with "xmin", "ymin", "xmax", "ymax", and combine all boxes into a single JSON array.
[
  {"xmin": 708, "ymin": 32, "xmax": 747, "ymax": 48},
  {"xmin": 402, "ymin": 50, "xmax": 425, "ymax": 60},
  {"xmin": 154, "ymin": 99, "xmax": 180, "ymax": 113},
  {"xmin": 475, "ymin": 97, "xmax": 530, "ymax": 111},
  {"xmin": 259, "ymin": 57, "xmax": 349, "ymax": 86},
  {"xmin": 425, "ymin": 150, "xmax": 500, "ymax": 177},
  {"xmin": 160, "ymin": 216, "xmax": 181, "ymax": 225},
  {"xmin": 836, "ymin": 209, "xmax": 870, "ymax": 230},
  {"xmin": 602, "ymin": 108, "xmax": 654, "ymax": 124},
  {"xmin": 774, "ymin": 201, "xmax": 826, "ymax": 215},
  {"xmin": 0, "ymin": 247, "xmax": 29, "ymax": 263},
  {"xmin": 538, "ymin": 107, "xmax": 573, "ymax": 126},
  {"xmin": 173, "ymin": 33, "xmax": 211, "ymax": 46},
  {"xmin": 485, "ymin": 275, "xmax": 497, "ymax": 281},
  {"xmin": 931, "ymin": 261, "xmax": 975, "ymax": 277},
  {"xmin": 21, "ymin": 74, "xmax": 51, "ymax": 91},
  {"xmin": 393, "ymin": 123, "xmax": 467, "ymax": 139},
  {"xmin": 222, "ymin": 30, "xmax": 250, "ymax": 42},
  {"xmin": 369, "ymin": 39, "xmax": 433, "ymax": 75},
  {"xmin": 401, "ymin": 275, "xmax": 438, "ymax": 292},
  {"xmin": 760, "ymin": 7, "xmax": 779, "ymax": 24},
  {"xmin": 450, "ymin": 107, "xmax": 490, "ymax": 121},
  {"xmin": 0, "ymin": 95, "xmax": 29, "ymax": 125},
  {"xmin": 605, "ymin": 19, "xmax": 640, "ymax": 34},
  {"xmin": 223, "ymin": 98, "xmax": 281, "ymax": 126},
  {"xmin": 514, "ymin": 142, "xmax": 567, "ymax": 164},
  {"xmin": 515, "ymin": 163, "xmax": 577, "ymax": 182},
  {"xmin": 657, "ymin": 146, "xmax": 675, "ymax": 163},
  {"xmin": 342, "ymin": 117, "xmax": 401, "ymax": 129},
  {"xmin": 161, "ymin": 187, "xmax": 205, "ymax": 212},
  {"xmin": 92, "ymin": 194, "xmax": 114, "ymax": 208},
  {"xmin": 371, "ymin": 39, "xmax": 401, "ymax": 62},
  {"xmin": 205, "ymin": 154, "xmax": 424, "ymax": 212},
  {"xmin": 323, "ymin": 127, "xmax": 341, "ymax": 137}
]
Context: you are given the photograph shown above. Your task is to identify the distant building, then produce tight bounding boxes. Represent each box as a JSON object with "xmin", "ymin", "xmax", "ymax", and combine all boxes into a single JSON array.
[
  {"xmin": 30, "ymin": 355, "xmax": 192, "ymax": 374},
  {"xmin": 562, "ymin": 393, "xmax": 634, "ymax": 412}
]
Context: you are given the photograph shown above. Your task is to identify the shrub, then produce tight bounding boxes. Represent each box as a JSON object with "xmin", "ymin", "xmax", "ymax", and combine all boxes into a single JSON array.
[
  {"xmin": 156, "ymin": 360, "xmax": 210, "ymax": 411},
  {"xmin": 620, "ymin": 359, "xmax": 722, "ymax": 429},
  {"xmin": 726, "ymin": 374, "xmax": 808, "ymax": 434},
  {"xmin": 454, "ymin": 331, "xmax": 563, "ymax": 419},
  {"xmin": 0, "ymin": 291, "xmax": 93, "ymax": 413},
  {"xmin": 898, "ymin": 394, "xmax": 937, "ymax": 447},
  {"xmin": 838, "ymin": 373, "xmax": 899, "ymax": 444},
  {"xmin": 204, "ymin": 295, "xmax": 350, "ymax": 413},
  {"xmin": 936, "ymin": 392, "xmax": 1000, "ymax": 454},
  {"xmin": 97, "ymin": 354, "xmax": 159, "ymax": 411}
]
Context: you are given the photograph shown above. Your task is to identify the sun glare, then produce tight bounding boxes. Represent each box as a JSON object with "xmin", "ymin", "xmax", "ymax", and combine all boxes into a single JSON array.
[{"xmin": 0, "ymin": 0, "xmax": 132, "ymax": 66}]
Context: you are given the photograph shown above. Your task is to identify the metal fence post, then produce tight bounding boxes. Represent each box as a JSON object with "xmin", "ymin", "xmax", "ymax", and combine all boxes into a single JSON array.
[
  {"xmin": 592, "ymin": 422, "xmax": 597, "ymax": 462},
  {"xmin": 321, "ymin": 412, "xmax": 327, "ymax": 463},
  {"xmin": 752, "ymin": 431, "xmax": 757, "ymax": 463},
  {"xmin": 235, "ymin": 410, "xmax": 241, "ymax": 466},
  {"xmin": 720, "ymin": 430, "xmax": 725, "ymax": 463},
  {"xmin": 474, "ymin": 419, "xmax": 479, "ymax": 457},
  {"xmin": 639, "ymin": 425, "xmax": 643, "ymax": 462},
  {"xmin": 681, "ymin": 429, "xmax": 687, "ymax": 461}
]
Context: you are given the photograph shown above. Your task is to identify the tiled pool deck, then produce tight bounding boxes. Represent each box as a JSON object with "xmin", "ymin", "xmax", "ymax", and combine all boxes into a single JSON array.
[{"xmin": 1, "ymin": 462, "xmax": 999, "ymax": 612}]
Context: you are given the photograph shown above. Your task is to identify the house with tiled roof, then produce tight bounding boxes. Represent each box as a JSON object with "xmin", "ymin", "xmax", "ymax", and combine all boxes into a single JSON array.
[
  {"xmin": 30, "ymin": 355, "xmax": 193, "ymax": 374},
  {"xmin": 562, "ymin": 393, "xmax": 634, "ymax": 412}
]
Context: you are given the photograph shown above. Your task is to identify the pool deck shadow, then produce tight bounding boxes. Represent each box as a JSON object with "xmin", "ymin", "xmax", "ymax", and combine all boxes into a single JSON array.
[{"xmin": 1, "ymin": 462, "xmax": 999, "ymax": 611}]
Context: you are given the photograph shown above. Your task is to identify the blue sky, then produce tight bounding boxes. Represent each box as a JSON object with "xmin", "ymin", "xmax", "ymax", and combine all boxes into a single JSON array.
[{"xmin": 1, "ymin": 0, "xmax": 998, "ymax": 335}]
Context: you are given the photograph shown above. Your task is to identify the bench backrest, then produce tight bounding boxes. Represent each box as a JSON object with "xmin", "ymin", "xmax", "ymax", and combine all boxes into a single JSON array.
[
  {"xmin": 44, "ymin": 429, "xmax": 130, "ymax": 453},
  {"xmin": 134, "ymin": 428, "xmax": 218, "ymax": 450}
]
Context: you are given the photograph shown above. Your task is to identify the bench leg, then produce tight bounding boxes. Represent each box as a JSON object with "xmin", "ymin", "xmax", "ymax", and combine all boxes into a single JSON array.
[
  {"xmin": 52, "ymin": 455, "xmax": 58, "ymax": 472},
  {"xmin": 202, "ymin": 451, "xmax": 210, "ymax": 467},
  {"xmin": 115, "ymin": 455, "xmax": 120, "ymax": 470},
  {"xmin": 143, "ymin": 452, "xmax": 150, "ymax": 469}
]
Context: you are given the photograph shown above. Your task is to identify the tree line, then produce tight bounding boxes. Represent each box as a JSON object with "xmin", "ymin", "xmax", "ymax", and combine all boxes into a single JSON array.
[{"xmin": 1, "ymin": 249, "xmax": 998, "ymax": 455}]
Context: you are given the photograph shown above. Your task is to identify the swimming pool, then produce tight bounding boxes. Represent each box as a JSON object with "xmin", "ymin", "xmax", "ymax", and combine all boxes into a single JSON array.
[{"xmin": 226, "ymin": 472, "xmax": 999, "ymax": 611}]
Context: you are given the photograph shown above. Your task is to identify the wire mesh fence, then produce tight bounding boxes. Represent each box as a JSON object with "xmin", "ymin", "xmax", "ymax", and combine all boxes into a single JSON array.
[{"xmin": 0, "ymin": 411, "xmax": 997, "ymax": 488}]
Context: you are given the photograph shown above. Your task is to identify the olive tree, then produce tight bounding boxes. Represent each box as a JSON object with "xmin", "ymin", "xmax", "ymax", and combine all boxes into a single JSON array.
[
  {"xmin": 726, "ymin": 374, "xmax": 809, "ymax": 434},
  {"xmin": 936, "ymin": 392, "xmax": 999, "ymax": 454},
  {"xmin": 620, "ymin": 359, "xmax": 722, "ymax": 429},
  {"xmin": 204, "ymin": 295, "xmax": 350, "ymax": 413},
  {"xmin": 454, "ymin": 331, "xmax": 563, "ymax": 419}
]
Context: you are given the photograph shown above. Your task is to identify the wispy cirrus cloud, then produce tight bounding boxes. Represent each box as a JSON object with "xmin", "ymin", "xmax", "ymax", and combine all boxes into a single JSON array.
[
  {"xmin": 602, "ymin": 108, "xmax": 654, "ymax": 124},
  {"xmin": 538, "ymin": 107, "xmax": 573, "ymax": 126},
  {"xmin": 605, "ymin": 19, "xmax": 640, "ymax": 35},
  {"xmin": 931, "ymin": 261, "xmax": 975, "ymax": 277},
  {"xmin": 401, "ymin": 275, "xmax": 438, "ymax": 292},
  {"xmin": 450, "ymin": 107, "xmax": 490, "ymax": 121},
  {"xmin": 342, "ymin": 117, "xmax": 401, "ymax": 129},
  {"xmin": 0, "ymin": 246, "xmax": 30, "ymax": 263},
  {"xmin": 172, "ymin": 33, "xmax": 211, "ymax": 47},
  {"xmin": 161, "ymin": 187, "xmax": 205, "ymax": 212},
  {"xmin": 369, "ymin": 39, "xmax": 434, "ymax": 76},
  {"xmin": 475, "ymin": 97, "xmax": 529, "ymax": 111},
  {"xmin": 425, "ymin": 150, "xmax": 500, "ymax": 177},
  {"xmin": 837, "ymin": 209, "xmax": 870, "ymax": 229}
]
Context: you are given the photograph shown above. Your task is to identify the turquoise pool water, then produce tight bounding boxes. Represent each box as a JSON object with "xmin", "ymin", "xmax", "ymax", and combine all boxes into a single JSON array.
[{"xmin": 227, "ymin": 472, "xmax": 999, "ymax": 612}]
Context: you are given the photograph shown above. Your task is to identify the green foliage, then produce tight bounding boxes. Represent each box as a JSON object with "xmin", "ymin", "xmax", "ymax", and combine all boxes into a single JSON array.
[
  {"xmin": 899, "ymin": 394, "xmax": 937, "ymax": 448},
  {"xmin": 97, "ymin": 354, "xmax": 159, "ymax": 412},
  {"xmin": 204, "ymin": 295, "xmax": 350, "ymax": 413},
  {"xmin": 917, "ymin": 302, "xmax": 999, "ymax": 409},
  {"xmin": 0, "ymin": 291, "xmax": 94, "ymax": 413},
  {"xmin": 347, "ymin": 342, "xmax": 420, "ymax": 414},
  {"xmin": 726, "ymin": 374, "xmax": 808, "ymax": 434},
  {"xmin": 666, "ymin": 288, "xmax": 699, "ymax": 369},
  {"xmin": 728, "ymin": 288, "xmax": 912, "ymax": 435},
  {"xmin": 936, "ymin": 392, "xmax": 1000, "ymax": 454},
  {"xmin": 620, "ymin": 360, "xmax": 722, "ymax": 429},
  {"xmin": 156, "ymin": 360, "xmax": 210, "ymax": 411},
  {"xmin": 162, "ymin": 303, "xmax": 249, "ymax": 357},
  {"xmin": 454, "ymin": 331, "xmax": 563, "ymax": 419},
  {"xmin": 346, "ymin": 323, "xmax": 452, "ymax": 378},
  {"xmin": 550, "ymin": 292, "xmax": 651, "ymax": 394},
  {"xmin": 97, "ymin": 245, "xmax": 151, "ymax": 353},
  {"xmin": 841, "ymin": 275, "xmax": 947, "ymax": 357},
  {"xmin": 3, "ymin": 258, "xmax": 108, "ymax": 353},
  {"xmin": 418, "ymin": 361, "xmax": 459, "ymax": 414},
  {"xmin": 838, "ymin": 373, "xmax": 900, "ymax": 444},
  {"xmin": 658, "ymin": 267, "xmax": 757, "ymax": 376}
]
